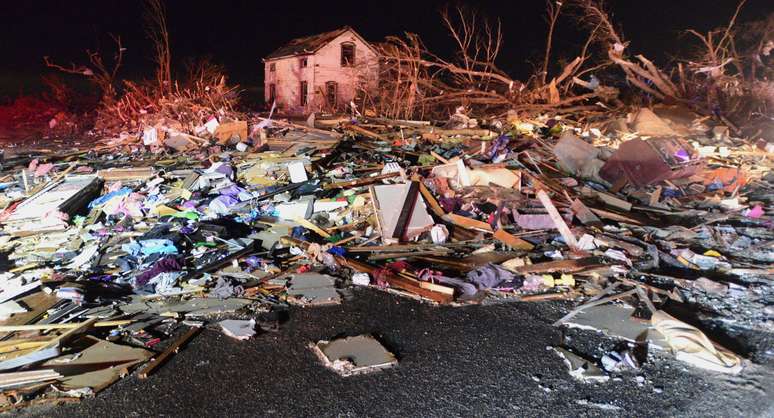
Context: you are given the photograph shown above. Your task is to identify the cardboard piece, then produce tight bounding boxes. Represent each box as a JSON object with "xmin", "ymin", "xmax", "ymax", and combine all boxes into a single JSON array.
[
  {"xmin": 164, "ymin": 134, "xmax": 197, "ymax": 152},
  {"xmin": 215, "ymin": 121, "xmax": 248, "ymax": 144}
]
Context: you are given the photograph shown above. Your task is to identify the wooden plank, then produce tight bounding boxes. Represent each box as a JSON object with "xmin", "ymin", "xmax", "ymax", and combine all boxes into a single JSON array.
[
  {"xmin": 337, "ymin": 257, "xmax": 453, "ymax": 304},
  {"xmin": 392, "ymin": 181, "xmax": 419, "ymax": 240},
  {"xmin": 444, "ymin": 214, "xmax": 493, "ymax": 233},
  {"xmin": 510, "ymin": 258, "xmax": 604, "ymax": 274},
  {"xmin": 536, "ymin": 190, "xmax": 578, "ymax": 249},
  {"xmin": 589, "ymin": 207, "xmax": 645, "ymax": 225},
  {"xmin": 0, "ymin": 320, "xmax": 131, "ymax": 332},
  {"xmin": 324, "ymin": 172, "xmax": 400, "ymax": 190},
  {"xmin": 345, "ymin": 124, "xmax": 387, "ymax": 141},
  {"xmin": 570, "ymin": 199, "xmax": 603, "ymax": 227},
  {"xmin": 596, "ymin": 191, "xmax": 632, "ymax": 211},
  {"xmin": 519, "ymin": 292, "xmax": 576, "ymax": 302},
  {"xmin": 0, "ymin": 292, "xmax": 59, "ymax": 339},
  {"xmin": 649, "ymin": 186, "xmax": 662, "ymax": 206},
  {"xmin": 493, "ymin": 229, "xmax": 534, "ymax": 250},
  {"xmin": 417, "ymin": 180, "xmax": 446, "ymax": 217},
  {"xmin": 138, "ymin": 327, "xmax": 200, "ymax": 379},
  {"xmin": 368, "ymin": 250, "xmax": 450, "ymax": 261},
  {"xmin": 397, "ymin": 273, "xmax": 455, "ymax": 295},
  {"xmin": 96, "ymin": 167, "xmax": 155, "ymax": 181},
  {"xmin": 291, "ymin": 217, "xmax": 331, "ymax": 239}
]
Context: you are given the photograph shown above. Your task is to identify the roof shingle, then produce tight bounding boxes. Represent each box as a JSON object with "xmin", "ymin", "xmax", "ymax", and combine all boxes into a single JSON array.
[{"xmin": 264, "ymin": 27, "xmax": 351, "ymax": 60}]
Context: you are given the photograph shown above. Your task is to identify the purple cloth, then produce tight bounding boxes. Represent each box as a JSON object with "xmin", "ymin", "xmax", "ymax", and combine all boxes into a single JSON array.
[
  {"xmin": 417, "ymin": 269, "xmax": 477, "ymax": 297},
  {"xmin": 215, "ymin": 164, "xmax": 234, "ymax": 178},
  {"xmin": 181, "ymin": 200, "xmax": 199, "ymax": 210},
  {"xmin": 135, "ymin": 256, "xmax": 183, "ymax": 286},
  {"xmin": 487, "ymin": 134, "xmax": 510, "ymax": 160},
  {"xmin": 466, "ymin": 263, "xmax": 521, "ymax": 289},
  {"xmin": 440, "ymin": 197, "xmax": 462, "ymax": 213},
  {"xmin": 219, "ymin": 184, "xmax": 246, "ymax": 197}
]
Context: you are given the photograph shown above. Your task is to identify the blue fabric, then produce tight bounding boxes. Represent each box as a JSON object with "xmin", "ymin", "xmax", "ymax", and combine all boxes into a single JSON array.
[{"xmin": 89, "ymin": 187, "xmax": 132, "ymax": 209}]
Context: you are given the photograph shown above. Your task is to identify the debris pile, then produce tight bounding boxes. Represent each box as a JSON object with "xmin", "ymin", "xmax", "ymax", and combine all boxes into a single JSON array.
[{"xmin": 0, "ymin": 100, "xmax": 771, "ymax": 409}]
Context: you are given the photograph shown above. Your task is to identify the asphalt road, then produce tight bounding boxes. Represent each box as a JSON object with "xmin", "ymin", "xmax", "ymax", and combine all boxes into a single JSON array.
[{"xmin": 16, "ymin": 288, "xmax": 774, "ymax": 417}]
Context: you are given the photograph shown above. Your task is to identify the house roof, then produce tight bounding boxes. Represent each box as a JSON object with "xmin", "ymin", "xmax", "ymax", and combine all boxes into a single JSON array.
[{"xmin": 264, "ymin": 26, "xmax": 375, "ymax": 61}]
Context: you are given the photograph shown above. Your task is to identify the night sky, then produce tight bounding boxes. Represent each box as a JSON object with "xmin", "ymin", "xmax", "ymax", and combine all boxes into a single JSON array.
[{"xmin": 1, "ymin": 0, "xmax": 770, "ymax": 96}]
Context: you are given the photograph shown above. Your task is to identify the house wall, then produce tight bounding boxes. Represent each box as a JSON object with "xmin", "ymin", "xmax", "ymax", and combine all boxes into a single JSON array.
[
  {"xmin": 264, "ymin": 30, "xmax": 379, "ymax": 115},
  {"xmin": 264, "ymin": 54, "xmax": 315, "ymax": 115}
]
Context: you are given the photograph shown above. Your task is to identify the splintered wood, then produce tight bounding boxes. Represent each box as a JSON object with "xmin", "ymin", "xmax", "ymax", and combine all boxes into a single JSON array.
[{"xmin": 536, "ymin": 190, "xmax": 578, "ymax": 249}]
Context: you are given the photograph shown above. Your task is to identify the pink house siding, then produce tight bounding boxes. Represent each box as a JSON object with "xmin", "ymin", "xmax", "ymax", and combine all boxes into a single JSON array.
[{"xmin": 263, "ymin": 28, "xmax": 378, "ymax": 115}]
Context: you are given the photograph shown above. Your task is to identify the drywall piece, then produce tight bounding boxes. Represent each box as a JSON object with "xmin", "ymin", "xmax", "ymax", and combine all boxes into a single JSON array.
[
  {"xmin": 551, "ymin": 346, "xmax": 609, "ymax": 383},
  {"xmin": 276, "ymin": 197, "xmax": 314, "ymax": 220},
  {"xmin": 119, "ymin": 296, "xmax": 252, "ymax": 317},
  {"xmin": 631, "ymin": 107, "xmax": 677, "ymax": 137},
  {"xmin": 287, "ymin": 160, "xmax": 308, "ymax": 183},
  {"xmin": 564, "ymin": 303, "xmax": 646, "ymax": 341},
  {"xmin": 599, "ymin": 137, "xmax": 700, "ymax": 187},
  {"xmin": 286, "ymin": 273, "xmax": 341, "ymax": 306},
  {"xmin": 0, "ymin": 276, "xmax": 41, "ymax": 305},
  {"xmin": 371, "ymin": 183, "xmax": 434, "ymax": 244},
  {"xmin": 43, "ymin": 336, "xmax": 152, "ymax": 392},
  {"xmin": 311, "ymin": 335, "xmax": 398, "ymax": 377},
  {"xmin": 219, "ymin": 319, "xmax": 256, "ymax": 340},
  {"xmin": 563, "ymin": 303, "xmax": 668, "ymax": 349},
  {"xmin": 254, "ymin": 224, "xmax": 292, "ymax": 250},
  {"xmin": 215, "ymin": 120, "xmax": 248, "ymax": 144}
]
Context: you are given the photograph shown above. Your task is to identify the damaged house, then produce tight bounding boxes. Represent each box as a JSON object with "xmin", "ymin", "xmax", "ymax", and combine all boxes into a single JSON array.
[{"xmin": 262, "ymin": 26, "xmax": 379, "ymax": 115}]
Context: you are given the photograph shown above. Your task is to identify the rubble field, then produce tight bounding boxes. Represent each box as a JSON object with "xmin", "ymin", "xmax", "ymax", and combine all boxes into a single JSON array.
[{"xmin": 0, "ymin": 104, "xmax": 772, "ymax": 413}]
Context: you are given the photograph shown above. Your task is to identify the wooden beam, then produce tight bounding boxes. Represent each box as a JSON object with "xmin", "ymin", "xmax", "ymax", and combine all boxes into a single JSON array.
[
  {"xmin": 536, "ymin": 190, "xmax": 578, "ymax": 249},
  {"xmin": 138, "ymin": 326, "xmax": 200, "ymax": 379},
  {"xmin": 493, "ymin": 229, "xmax": 534, "ymax": 250},
  {"xmin": 336, "ymin": 257, "xmax": 453, "ymax": 304},
  {"xmin": 0, "ymin": 320, "xmax": 131, "ymax": 332},
  {"xmin": 510, "ymin": 258, "xmax": 604, "ymax": 274},
  {"xmin": 416, "ymin": 180, "xmax": 446, "ymax": 217},
  {"xmin": 324, "ymin": 172, "xmax": 400, "ymax": 190},
  {"xmin": 444, "ymin": 214, "xmax": 493, "ymax": 233}
]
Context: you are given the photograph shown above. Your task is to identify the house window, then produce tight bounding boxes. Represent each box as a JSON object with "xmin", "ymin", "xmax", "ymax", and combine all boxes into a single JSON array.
[
  {"xmin": 325, "ymin": 81, "xmax": 337, "ymax": 107},
  {"xmin": 300, "ymin": 81, "xmax": 308, "ymax": 106},
  {"xmin": 268, "ymin": 83, "xmax": 276, "ymax": 104},
  {"xmin": 300, "ymin": 57, "xmax": 308, "ymax": 68},
  {"xmin": 341, "ymin": 42, "xmax": 355, "ymax": 67},
  {"xmin": 269, "ymin": 63, "xmax": 276, "ymax": 72}
]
